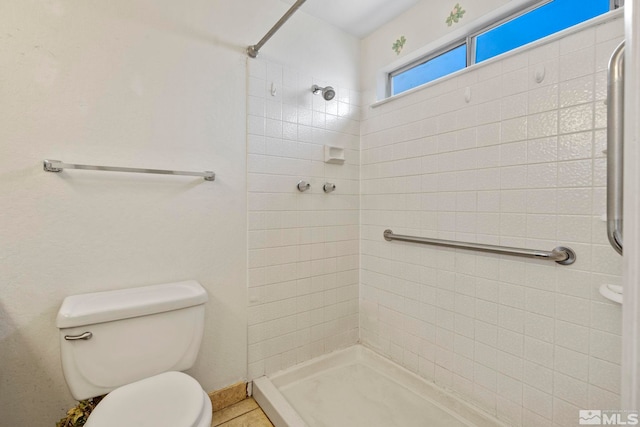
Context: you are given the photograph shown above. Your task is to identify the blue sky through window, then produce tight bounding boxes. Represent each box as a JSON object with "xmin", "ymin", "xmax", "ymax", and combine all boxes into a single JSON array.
[
  {"xmin": 392, "ymin": 44, "xmax": 467, "ymax": 96},
  {"xmin": 475, "ymin": 0, "xmax": 610, "ymax": 63},
  {"xmin": 389, "ymin": 0, "xmax": 611, "ymax": 97}
]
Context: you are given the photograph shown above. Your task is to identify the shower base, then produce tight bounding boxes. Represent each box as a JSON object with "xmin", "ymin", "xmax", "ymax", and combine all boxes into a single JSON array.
[{"xmin": 252, "ymin": 345, "xmax": 506, "ymax": 427}]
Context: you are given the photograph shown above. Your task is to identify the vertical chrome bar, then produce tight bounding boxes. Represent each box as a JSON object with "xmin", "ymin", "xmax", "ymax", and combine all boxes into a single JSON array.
[
  {"xmin": 607, "ymin": 41, "xmax": 625, "ymax": 255},
  {"xmin": 247, "ymin": 0, "xmax": 307, "ymax": 58}
]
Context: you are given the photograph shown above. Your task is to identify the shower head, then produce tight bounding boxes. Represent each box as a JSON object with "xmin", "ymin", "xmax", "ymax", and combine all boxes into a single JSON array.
[{"xmin": 312, "ymin": 85, "xmax": 336, "ymax": 101}]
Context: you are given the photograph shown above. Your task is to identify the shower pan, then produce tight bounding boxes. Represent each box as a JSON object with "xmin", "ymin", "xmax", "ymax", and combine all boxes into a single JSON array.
[{"xmin": 253, "ymin": 346, "xmax": 505, "ymax": 427}]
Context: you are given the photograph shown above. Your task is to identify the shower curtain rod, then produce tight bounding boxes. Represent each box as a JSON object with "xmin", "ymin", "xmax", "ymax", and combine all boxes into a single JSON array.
[{"xmin": 247, "ymin": 0, "xmax": 307, "ymax": 58}]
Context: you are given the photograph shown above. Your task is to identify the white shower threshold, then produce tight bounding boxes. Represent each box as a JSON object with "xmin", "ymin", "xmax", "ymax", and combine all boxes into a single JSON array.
[{"xmin": 252, "ymin": 345, "xmax": 507, "ymax": 427}]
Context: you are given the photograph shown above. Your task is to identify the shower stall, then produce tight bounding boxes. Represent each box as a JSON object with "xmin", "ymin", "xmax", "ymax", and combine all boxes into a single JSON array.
[{"xmin": 246, "ymin": 2, "xmax": 638, "ymax": 426}]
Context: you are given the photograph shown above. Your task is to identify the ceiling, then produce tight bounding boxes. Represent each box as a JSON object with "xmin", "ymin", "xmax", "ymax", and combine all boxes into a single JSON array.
[{"xmin": 280, "ymin": 0, "xmax": 422, "ymax": 38}]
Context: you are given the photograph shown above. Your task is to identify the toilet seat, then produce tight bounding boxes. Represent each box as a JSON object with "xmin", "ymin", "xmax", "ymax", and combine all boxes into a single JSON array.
[{"xmin": 84, "ymin": 371, "xmax": 212, "ymax": 427}]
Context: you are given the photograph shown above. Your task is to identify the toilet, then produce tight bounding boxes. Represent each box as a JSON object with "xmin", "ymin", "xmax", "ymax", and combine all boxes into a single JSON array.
[{"xmin": 56, "ymin": 280, "xmax": 213, "ymax": 427}]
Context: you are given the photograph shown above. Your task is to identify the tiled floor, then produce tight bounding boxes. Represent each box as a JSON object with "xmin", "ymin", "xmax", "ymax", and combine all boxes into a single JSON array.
[{"xmin": 212, "ymin": 397, "xmax": 274, "ymax": 427}]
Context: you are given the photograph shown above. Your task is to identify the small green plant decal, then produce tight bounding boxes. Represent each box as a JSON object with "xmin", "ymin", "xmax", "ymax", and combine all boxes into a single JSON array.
[
  {"xmin": 446, "ymin": 3, "xmax": 466, "ymax": 26},
  {"xmin": 392, "ymin": 36, "xmax": 407, "ymax": 55},
  {"xmin": 56, "ymin": 396, "xmax": 105, "ymax": 427}
]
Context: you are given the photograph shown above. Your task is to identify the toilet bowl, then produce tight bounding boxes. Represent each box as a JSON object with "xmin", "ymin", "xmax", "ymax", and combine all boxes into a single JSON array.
[
  {"xmin": 56, "ymin": 281, "xmax": 213, "ymax": 427},
  {"xmin": 85, "ymin": 372, "xmax": 212, "ymax": 427}
]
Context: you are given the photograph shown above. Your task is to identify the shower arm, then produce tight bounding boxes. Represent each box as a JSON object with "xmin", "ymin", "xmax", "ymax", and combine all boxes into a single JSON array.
[{"xmin": 247, "ymin": 0, "xmax": 307, "ymax": 58}]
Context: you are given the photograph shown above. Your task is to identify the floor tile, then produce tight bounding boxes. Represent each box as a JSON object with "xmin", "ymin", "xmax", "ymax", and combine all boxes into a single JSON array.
[
  {"xmin": 217, "ymin": 408, "xmax": 273, "ymax": 427},
  {"xmin": 212, "ymin": 398, "xmax": 259, "ymax": 426}
]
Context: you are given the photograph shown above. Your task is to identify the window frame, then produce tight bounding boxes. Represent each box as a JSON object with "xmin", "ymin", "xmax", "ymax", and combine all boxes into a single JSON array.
[
  {"xmin": 389, "ymin": 40, "xmax": 468, "ymax": 97},
  {"xmin": 384, "ymin": 0, "xmax": 621, "ymax": 99},
  {"xmin": 466, "ymin": 0, "xmax": 554, "ymax": 66}
]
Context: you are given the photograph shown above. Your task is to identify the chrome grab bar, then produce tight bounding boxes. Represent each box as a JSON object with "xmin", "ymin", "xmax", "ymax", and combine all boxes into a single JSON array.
[
  {"xmin": 607, "ymin": 41, "xmax": 624, "ymax": 255},
  {"xmin": 43, "ymin": 160, "xmax": 215, "ymax": 181},
  {"xmin": 383, "ymin": 229, "xmax": 576, "ymax": 265}
]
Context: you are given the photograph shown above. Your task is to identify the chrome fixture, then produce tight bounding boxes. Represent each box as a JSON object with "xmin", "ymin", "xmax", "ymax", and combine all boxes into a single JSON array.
[
  {"xmin": 312, "ymin": 85, "xmax": 336, "ymax": 101},
  {"xmin": 607, "ymin": 40, "xmax": 624, "ymax": 255},
  {"xmin": 247, "ymin": 0, "xmax": 307, "ymax": 58},
  {"xmin": 323, "ymin": 183, "xmax": 336, "ymax": 193},
  {"xmin": 43, "ymin": 160, "xmax": 215, "ymax": 181},
  {"xmin": 297, "ymin": 180, "xmax": 310, "ymax": 192},
  {"xmin": 64, "ymin": 332, "xmax": 93, "ymax": 341},
  {"xmin": 383, "ymin": 229, "xmax": 576, "ymax": 265}
]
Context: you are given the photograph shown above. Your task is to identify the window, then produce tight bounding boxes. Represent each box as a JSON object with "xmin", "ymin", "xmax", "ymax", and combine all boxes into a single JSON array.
[
  {"xmin": 389, "ymin": 0, "xmax": 615, "ymax": 97},
  {"xmin": 391, "ymin": 45, "xmax": 467, "ymax": 96},
  {"xmin": 475, "ymin": 0, "xmax": 610, "ymax": 63}
]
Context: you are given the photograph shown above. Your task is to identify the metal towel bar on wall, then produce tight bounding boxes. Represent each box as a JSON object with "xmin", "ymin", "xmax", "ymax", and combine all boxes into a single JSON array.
[
  {"xmin": 43, "ymin": 160, "xmax": 216, "ymax": 181},
  {"xmin": 383, "ymin": 230, "xmax": 576, "ymax": 265}
]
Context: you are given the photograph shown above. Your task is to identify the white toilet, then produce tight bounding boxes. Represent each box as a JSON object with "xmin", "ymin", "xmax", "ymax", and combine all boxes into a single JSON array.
[{"xmin": 56, "ymin": 280, "xmax": 213, "ymax": 427}]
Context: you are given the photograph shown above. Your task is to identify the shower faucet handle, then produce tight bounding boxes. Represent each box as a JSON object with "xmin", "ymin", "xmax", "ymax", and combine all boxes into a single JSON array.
[
  {"xmin": 323, "ymin": 183, "xmax": 336, "ymax": 193},
  {"xmin": 297, "ymin": 181, "xmax": 311, "ymax": 192}
]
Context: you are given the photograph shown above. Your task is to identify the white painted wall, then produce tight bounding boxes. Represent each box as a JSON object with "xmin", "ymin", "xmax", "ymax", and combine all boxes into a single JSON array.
[{"xmin": 0, "ymin": 0, "xmax": 358, "ymax": 425}]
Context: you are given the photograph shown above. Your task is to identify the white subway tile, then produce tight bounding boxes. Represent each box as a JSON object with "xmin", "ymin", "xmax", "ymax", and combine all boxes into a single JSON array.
[
  {"xmin": 590, "ymin": 300, "xmax": 622, "ymax": 334},
  {"xmin": 528, "ymin": 84, "xmax": 559, "ymax": 114},
  {"xmin": 552, "ymin": 397, "xmax": 582, "ymax": 427},
  {"xmin": 529, "ymin": 41, "xmax": 560, "ymax": 65},
  {"xmin": 497, "ymin": 397, "xmax": 523, "ymax": 426},
  {"xmin": 503, "ymin": 68, "xmax": 529, "ymax": 97},
  {"xmin": 596, "ymin": 20, "xmax": 624, "ymax": 43},
  {"xmin": 501, "ymin": 166, "xmax": 529, "ymax": 190},
  {"xmin": 501, "ymin": 117, "xmax": 528, "ymax": 143},
  {"xmin": 524, "ymin": 312, "xmax": 554, "ymax": 343},
  {"xmin": 554, "ymin": 346, "xmax": 588, "ymax": 380},
  {"xmin": 559, "ymin": 47, "xmax": 595, "ymax": 81},
  {"xmin": 559, "ymin": 103, "xmax": 594, "ymax": 134},
  {"xmin": 590, "ymin": 330, "xmax": 621, "ymax": 364},
  {"xmin": 558, "ymin": 160, "xmax": 593, "ymax": 187},
  {"xmin": 560, "ymin": 27, "xmax": 595, "ymax": 55},
  {"xmin": 524, "ymin": 337, "xmax": 554, "ymax": 368},
  {"xmin": 528, "ymin": 111, "xmax": 558, "ymax": 139},
  {"xmin": 553, "ymin": 371, "xmax": 588, "ymax": 408},
  {"xmin": 523, "ymin": 385, "xmax": 553, "ymax": 420},
  {"xmin": 556, "ymin": 320, "xmax": 589, "ymax": 353},
  {"xmin": 559, "ymin": 75, "xmax": 595, "ymax": 108},
  {"xmin": 523, "ymin": 361, "xmax": 553, "ymax": 394},
  {"xmin": 498, "ymin": 325, "xmax": 524, "ymax": 356},
  {"xmin": 556, "ymin": 294, "xmax": 590, "ymax": 326},
  {"xmin": 528, "ymin": 59, "xmax": 560, "ymax": 90}
]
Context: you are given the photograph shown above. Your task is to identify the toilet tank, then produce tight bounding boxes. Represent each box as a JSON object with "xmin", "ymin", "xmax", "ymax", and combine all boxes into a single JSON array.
[{"xmin": 56, "ymin": 280, "xmax": 208, "ymax": 400}]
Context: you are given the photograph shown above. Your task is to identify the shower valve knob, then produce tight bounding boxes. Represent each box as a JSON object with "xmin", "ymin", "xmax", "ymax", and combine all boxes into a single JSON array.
[
  {"xmin": 323, "ymin": 183, "xmax": 336, "ymax": 193},
  {"xmin": 297, "ymin": 181, "xmax": 311, "ymax": 192}
]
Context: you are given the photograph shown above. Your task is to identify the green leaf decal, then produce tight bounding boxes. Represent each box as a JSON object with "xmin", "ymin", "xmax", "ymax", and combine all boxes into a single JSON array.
[
  {"xmin": 446, "ymin": 3, "xmax": 466, "ymax": 27},
  {"xmin": 392, "ymin": 36, "xmax": 407, "ymax": 55}
]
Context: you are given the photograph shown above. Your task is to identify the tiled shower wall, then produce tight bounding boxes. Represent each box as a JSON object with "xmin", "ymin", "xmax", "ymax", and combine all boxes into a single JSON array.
[
  {"xmin": 360, "ymin": 17, "xmax": 623, "ymax": 427},
  {"xmin": 246, "ymin": 59, "xmax": 360, "ymax": 379}
]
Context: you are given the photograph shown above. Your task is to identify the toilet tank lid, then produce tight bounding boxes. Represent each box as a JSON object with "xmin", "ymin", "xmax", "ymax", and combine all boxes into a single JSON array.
[{"xmin": 56, "ymin": 280, "xmax": 208, "ymax": 329}]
